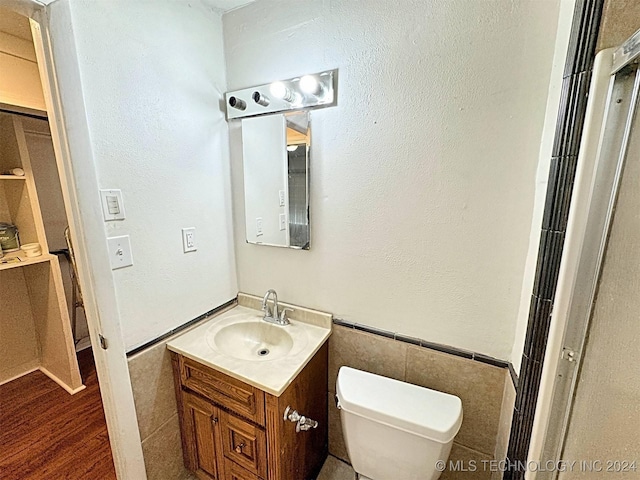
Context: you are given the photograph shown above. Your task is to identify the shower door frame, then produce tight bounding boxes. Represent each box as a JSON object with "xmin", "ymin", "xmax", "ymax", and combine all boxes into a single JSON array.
[{"xmin": 530, "ymin": 29, "xmax": 640, "ymax": 480}]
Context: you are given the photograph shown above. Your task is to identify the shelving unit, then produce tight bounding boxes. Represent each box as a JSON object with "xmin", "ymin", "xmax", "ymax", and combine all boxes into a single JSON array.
[
  {"xmin": 0, "ymin": 251, "xmax": 55, "ymax": 271},
  {"xmin": 0, "ymin": 112, "xmax": 83, "ymax": 394},
  {"xmin": 0, "ymin": 175, "xmax": 26, "ymax": 180}
]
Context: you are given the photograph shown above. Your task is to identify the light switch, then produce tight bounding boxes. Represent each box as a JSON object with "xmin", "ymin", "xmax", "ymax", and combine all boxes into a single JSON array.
[
  {"xmin": 100, "ymin": 189, "xmax": 126, "ymax": 221},
  {"xmin": 279, "ymin": 190, "xmax": 286, "ymax": 207},
  {"xmin": 107, "ymin": 235, "xmax": 133, "ymax": 270},
  {"xmin": 279, "ymin": 213, "xmax": 286, "ymax": 231},
  {"xmin": 182, "ymin": 227, "xmax": 196, "ymax": 253},
  {"xmin": 106, "ymin": 195, "xmax": 120, "ymax": 214},
  {"xmin": 256, "ymin": 217, "xmax": 263, "ymax": 236}
]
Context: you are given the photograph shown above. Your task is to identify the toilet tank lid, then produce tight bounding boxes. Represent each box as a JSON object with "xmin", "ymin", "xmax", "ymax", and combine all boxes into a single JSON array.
[{"xmin": 336, "ymin": 367, "xmax": 463, "ymax": 443}]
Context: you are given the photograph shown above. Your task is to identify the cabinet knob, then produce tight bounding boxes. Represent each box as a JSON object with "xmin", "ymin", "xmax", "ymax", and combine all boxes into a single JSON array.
[
  {"xmin": 212, "ymin": 417, "xmax": 218, "ymax": 424},
  {"xmin": 234, "ymin": 442, "xmax": 245, "ymax": 453}
]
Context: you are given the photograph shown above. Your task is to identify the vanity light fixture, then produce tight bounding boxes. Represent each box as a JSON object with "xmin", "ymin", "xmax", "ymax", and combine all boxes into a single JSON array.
[
  {"xmin": 224, "ymin": 69, "xmax": 338, "ymax": 120},
  {"xmin": 252, "ymin": 91, "xmax": 270, "ymax": 106},
  {"xmin": 299, "ymin": 75, "xmax": 325, "ymax": 98},
  {"xmin": 228, "ymin": 96, "xmax": 246, "ymax": 111},
  {"xmin": 270, "ymin": 82, "xmax": 295, "ymax": 102}
]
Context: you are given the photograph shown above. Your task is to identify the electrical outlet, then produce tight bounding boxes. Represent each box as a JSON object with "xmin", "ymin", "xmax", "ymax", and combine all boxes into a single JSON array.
[
  {"xmin": 279, "ymin": 213, "xmax": 286, "ymax": 231},
  {"xmin": 182, "ymin": 227, "xmax": 196, "ymax": 252},
  {"xmin": 279, "ymin": 190, "xmax": 286, "ymax": 207},
  {"xmin": 256, "ymin": 217, "xmax": 263, "ymax": 236}
]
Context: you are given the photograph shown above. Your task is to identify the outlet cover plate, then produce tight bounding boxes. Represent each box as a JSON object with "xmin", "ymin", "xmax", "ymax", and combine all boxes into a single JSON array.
[{"xmin": 182, "ymin": 227, "xmax": 197, "ymax": 253}]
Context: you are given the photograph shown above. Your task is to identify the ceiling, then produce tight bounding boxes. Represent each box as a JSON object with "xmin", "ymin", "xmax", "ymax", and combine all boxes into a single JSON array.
[
  {"xmin": 205, "ymin": 0, "xmax": 255, "ymax": 13},
  {"xmin": 0, "ymin": 7, "xmax": 32, "ymax": 41},
  {"xmin": 0, "ymin": 1, "xmax": 254, "ymax": 40}
]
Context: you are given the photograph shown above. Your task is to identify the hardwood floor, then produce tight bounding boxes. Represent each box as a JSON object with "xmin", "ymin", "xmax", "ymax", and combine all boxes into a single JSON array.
[{"xmin": 0, "ymin": 348, "xmax": 116, "ymax": 479}]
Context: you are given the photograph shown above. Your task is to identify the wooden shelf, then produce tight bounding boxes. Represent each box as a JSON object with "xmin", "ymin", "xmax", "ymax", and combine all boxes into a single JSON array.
[
  {"xmin": 0, "ymin": 112, "xmax": 83, "ymax": 394},
  {"xmin": 0, "ymin": 175, "xmax": 26, "ymax": 180},
  {"xmin": 0, "ymin": 251, "xmax": 55, "ymax": 272}
]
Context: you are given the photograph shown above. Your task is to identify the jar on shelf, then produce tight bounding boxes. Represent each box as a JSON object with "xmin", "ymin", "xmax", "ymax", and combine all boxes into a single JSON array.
[{"xmin": 0, "ymin": 223, "xmax": 20, "ymax": 252}]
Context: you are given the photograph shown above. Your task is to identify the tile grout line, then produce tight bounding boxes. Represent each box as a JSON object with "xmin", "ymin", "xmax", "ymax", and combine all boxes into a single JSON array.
[
  {"xmin": 140, "ymin": 411, "xmax": 179, "ymax": 444},
  {"xmin": 333, "ymin": 318, "xmax": 518, "ymax": 389}
]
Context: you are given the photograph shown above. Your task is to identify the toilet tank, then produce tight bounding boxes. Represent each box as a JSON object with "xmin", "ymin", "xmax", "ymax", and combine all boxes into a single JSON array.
[{"xmin": 336, "ymin": 367, "xmax": 463, "ymax": 480}]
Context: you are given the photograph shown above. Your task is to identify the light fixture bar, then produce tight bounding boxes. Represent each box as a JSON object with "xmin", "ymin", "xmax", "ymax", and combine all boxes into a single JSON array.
[{"xmin": 225, "ymin": 69, "xmax": 337, "ymax": 120}]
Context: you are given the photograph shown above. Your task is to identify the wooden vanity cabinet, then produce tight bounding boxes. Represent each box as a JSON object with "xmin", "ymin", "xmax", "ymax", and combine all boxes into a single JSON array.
[
  {"xmin": 180, "ymin": 392, "xmax": 225, "ymax": 480},
  {"xmin": 171, "ymin": 343, "xmax": 328, "ymax": 480}
]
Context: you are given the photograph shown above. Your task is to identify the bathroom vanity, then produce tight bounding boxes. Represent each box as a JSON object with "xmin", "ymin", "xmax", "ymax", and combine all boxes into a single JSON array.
[{"xmin": 168, "ymin": 296, "xmax": 331, "ymax": 480}]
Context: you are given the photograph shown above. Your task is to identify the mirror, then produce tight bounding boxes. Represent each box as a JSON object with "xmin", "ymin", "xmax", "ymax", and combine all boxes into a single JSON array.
[{"xmin": 241, "ymin": 111, "xmax": 310, "ymax": 249}]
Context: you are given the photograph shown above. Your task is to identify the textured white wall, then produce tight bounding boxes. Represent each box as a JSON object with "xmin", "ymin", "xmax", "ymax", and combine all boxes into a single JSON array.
[
  {"xmin": 225, "ymin": 0, "xmax": 561, "ymax": 360},
  {"xmin": 63, "ymin": 0, "xmax": 237, "ymax": 350}
]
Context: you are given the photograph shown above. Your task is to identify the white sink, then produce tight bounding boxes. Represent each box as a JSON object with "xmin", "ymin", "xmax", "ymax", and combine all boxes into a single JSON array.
[
  {"xmin": 167, "ymin": 304, "xmax": 332, "ymax": 396},
  {"xmin": 208, "ymin": 321, "xmax": 294, "ymax": 361}
]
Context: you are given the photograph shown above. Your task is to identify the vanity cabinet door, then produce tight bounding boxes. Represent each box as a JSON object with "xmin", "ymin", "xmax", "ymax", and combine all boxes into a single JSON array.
[
  {"xmin": 219, "ymin": 411, "xmax": 267, "ymax": 479},
  {"xmin": 181, "ymin": 392, "xmax": 225, "ymax": 480}
]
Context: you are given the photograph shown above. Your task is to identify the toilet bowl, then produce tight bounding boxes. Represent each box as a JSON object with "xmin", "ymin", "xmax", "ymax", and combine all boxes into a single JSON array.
[{"xmin": 336, "ymin": 366, "xmax": 463, "ymax": 480}]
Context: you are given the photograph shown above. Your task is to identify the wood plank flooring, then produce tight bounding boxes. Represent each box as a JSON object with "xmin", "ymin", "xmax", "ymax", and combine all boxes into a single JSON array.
[{"xmin": 0, "ymin": 348, "xmax": 116, "ymax": 479}]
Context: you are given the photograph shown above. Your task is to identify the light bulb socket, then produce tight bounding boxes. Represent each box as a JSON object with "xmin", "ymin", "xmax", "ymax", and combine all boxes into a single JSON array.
[
  {"xmin": 271, "ymin": 82, "xmax": 298, "ymax": 103},
  {"xmin": 252, "ymin": 91, "xmax": 270, "ymax": 107},
  {"xmin": 228, "ymin": 96, "xmax": 246, "ymax": 110},
  {"xmin": 281, "ymin": 89, "xmax": 298, "ymax": 103}
]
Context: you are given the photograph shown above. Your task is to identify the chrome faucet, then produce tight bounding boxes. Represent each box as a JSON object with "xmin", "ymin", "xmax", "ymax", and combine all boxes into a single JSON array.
[{"xmin": 261, "ymin": 289, "xmax": 292, "ymax": 326}]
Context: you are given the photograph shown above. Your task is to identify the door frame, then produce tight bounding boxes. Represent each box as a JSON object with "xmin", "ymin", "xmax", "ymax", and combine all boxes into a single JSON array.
[
  {"xmin": 529, "ymin": 29, "xmax": 640, "ymax": 479},
  {"xmin": 7, "ymin": 0, "xmax": 147, "ymax": 478}
]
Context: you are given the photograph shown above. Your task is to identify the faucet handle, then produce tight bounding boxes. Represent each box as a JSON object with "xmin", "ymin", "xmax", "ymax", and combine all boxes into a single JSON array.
[{"xmin": 279, "ymin": 308, "xmax": 294, "ymax": 322}]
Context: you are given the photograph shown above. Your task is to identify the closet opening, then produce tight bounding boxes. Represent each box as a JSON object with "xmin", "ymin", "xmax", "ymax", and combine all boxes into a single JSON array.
[{"xmin": 0, "ymin": 7, "xmax": 116, "ymax": 479}]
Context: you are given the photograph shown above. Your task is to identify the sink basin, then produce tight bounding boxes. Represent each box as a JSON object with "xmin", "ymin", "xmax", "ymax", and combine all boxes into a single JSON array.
[
  {"xmin": 167, "ymin": 304, "xmax": 332, "ymax": 395},
  {"xmin": 208, "ymin": 321, "xmax": 294, "ymax": 361}
]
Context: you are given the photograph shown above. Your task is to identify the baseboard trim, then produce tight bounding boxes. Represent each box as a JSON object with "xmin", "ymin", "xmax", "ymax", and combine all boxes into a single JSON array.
[
  {"xmin": 39, "ymin": 367, "xmax": 86, "ymax": 395},
  {"xmin": 0, "ymin": 364, "xmax": 39, "ymax": 386},
  {"xmin": 75, "ymin": 336, "xmax": 92, "ymax": 352}
]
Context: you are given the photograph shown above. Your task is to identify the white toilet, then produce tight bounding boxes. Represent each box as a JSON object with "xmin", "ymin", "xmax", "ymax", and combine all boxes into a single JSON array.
[{"xmin": 336, "ymin": 366, "xmax": 463, "ymax": 480}]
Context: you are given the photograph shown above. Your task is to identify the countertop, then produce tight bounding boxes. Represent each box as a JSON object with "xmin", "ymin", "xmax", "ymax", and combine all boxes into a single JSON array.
[{"xmin": 167, "ymin": 304, "xmax": 332, "ymax": 396}]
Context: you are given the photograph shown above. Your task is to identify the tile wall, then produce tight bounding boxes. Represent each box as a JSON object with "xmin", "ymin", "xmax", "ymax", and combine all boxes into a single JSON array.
[
  {"xmin": 327, "ymin": 324, "xmax": 516, "ymax": 480},
  {"xmin": 596, "ymin": 0, "xmax": 640, "ymax": 51},
  {"xmin": 127, "ymin": 296, "xmax": 515, "ymax": 480},
  {"xmin": 505, "ymin": 1, "xmax": 605, "ymax": 477},
  {"xmin": 127, "ymin": 302, "xmax": 236, "ymax": 480}
]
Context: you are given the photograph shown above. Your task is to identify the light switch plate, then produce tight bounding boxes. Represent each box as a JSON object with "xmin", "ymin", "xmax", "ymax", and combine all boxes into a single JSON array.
[
  {"xmin": 256, "ymin": 217, "xmax": 263, "ymax": 236},
  {"xmin": 279, "ymin": 213, "xmax": 286, "ymax": 231},
  {"xmin": 279, "ymin": 190, "xmax": 286, "ymax": 207},
  {"xmin": 107, "ymin": 235, "xmax": 133, "ymax": 270},
  {"xmin": 182, "ymin": 227, "xmax": 196, "ymax": 253},
  {"xmin": 100, "ymin": 189, "xmax": 126, "ymax": 221}
]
